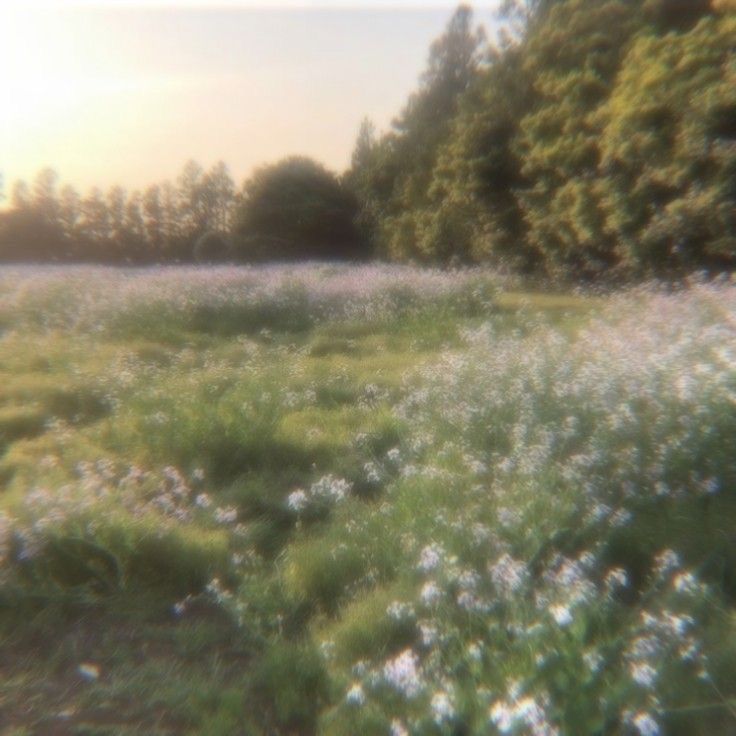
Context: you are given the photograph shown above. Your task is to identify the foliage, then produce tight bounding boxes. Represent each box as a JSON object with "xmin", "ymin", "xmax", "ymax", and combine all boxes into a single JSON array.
[
  {"xmin": 0, "ymin": 161, "xmax": 236, "ymax": 264},
  {"xmin": 233, "ymin": 157, "xmax": 366, "ymax": 262},
  {"xmin": 599, "ymin": 12, "xmax": 736, "ymax": 274},
  {"xmin": 345, "ymin": 5, "xmax": 487, "ymax": 262},
  {"xmin": 345, "ymin": 0, "xmax": 735, "ymax": 278},
  {"xmin": 513, "ymin": 0, "xmax": 642, "ymax": 278}
]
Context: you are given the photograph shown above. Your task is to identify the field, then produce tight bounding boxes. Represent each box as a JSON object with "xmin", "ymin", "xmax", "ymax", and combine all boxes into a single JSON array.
[{"xmin": 0, "ymin": 265, "xmax": 735, "ymax": 735}]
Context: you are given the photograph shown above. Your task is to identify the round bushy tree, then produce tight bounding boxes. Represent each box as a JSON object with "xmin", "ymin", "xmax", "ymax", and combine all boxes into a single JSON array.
[{"xmin": 233, "ymin": 157, "xmax": 367, "ymax": 262}]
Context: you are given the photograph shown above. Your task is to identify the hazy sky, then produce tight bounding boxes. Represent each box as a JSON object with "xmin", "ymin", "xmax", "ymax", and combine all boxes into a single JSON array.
[{"xmin": 0, "ymin": 1, "xmax": 500, "ymax": 193}]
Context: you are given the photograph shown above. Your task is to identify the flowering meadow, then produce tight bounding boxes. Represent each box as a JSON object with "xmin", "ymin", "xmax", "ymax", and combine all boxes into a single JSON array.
[{"xmin": 0, "ymin": 265, "xmax": 734, "ymax": 735}]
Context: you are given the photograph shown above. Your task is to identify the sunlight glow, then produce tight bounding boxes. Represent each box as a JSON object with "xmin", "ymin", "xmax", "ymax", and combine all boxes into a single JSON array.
[{"xmin": 0, "ymin": 2, "xmax": 500, "ymax": 191}]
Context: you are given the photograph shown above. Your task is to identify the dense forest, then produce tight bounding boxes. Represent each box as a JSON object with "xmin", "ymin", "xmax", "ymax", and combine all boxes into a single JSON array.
[{"xmin": 1, "ymin": 0, "xmax": 734, "ymax": 278}]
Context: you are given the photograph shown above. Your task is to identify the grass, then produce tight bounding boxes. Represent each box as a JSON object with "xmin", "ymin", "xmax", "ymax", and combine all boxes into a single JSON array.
[{"xmin": 0, "ymin": 265, "xmax": 734, "ymax": 735}]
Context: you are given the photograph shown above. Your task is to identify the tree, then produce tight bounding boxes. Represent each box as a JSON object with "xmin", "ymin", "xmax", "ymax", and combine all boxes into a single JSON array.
[
  {"xmin": 599, "ymin": 10, "xmax": 736, "ymax": 274},
  {"xmin": 143, "ymin": 184, "xmax": 165, "ymax": 260},
  {"xmin": 201, "ymin": 161, "xmax": 235, "ymax": 234},
  {"xmin": 177, "ymin": 160, "xmax": 207, "ymax": 249},
  {"xmin": 513, "ymin": 0, "xmax": 642, "ymax": 277},
  {"xmin": 79, "ymin": 187, "xmax": 111, "ymax": 259},
  {"xmin": 233, "ymin": 157, "xmax": 365, "ymax": 261},
  {"xmin": 348, "ymin": 4, "xmax": 486, "ymax": 261},
  {"xmin": 124, "ymin": 191, "xmax": 147, "ymax": 262},
  {"xmin": 344, "ymin": 118, "xmax": 383, "ymax": 250},
  {"xmin": 419, "ymin": 42, "xmax": 535, "ymax": 268},
  {"xmin": 58, "ymin": 184, "xmax": 81, "ymax": 258},
  {"xmin": 107, "ymin": 185, "xmax": 128, "ymax": 261}
]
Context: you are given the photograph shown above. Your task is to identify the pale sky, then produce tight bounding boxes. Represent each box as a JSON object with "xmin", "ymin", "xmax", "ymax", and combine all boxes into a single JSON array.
[{"xmin": 0, "ymin": 1, "xmax": 500, "ymax": 194}]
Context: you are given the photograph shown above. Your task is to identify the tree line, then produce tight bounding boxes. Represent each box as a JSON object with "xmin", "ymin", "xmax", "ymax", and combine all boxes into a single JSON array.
[
  {"xmin": 348, "ymin": 0, "xmax": 735, "ymax": 278},
  {"xmin": 0, "ymin": 155, "xmax": 367, "ymax": 264},
  {"xmin": 1, "ymin": 0, "xmax": 734, "ymax": 277}
]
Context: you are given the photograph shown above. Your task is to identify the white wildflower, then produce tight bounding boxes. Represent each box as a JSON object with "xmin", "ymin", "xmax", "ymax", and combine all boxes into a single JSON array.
[
  {"xmin": 632, "ymin": 712, "xmax": 660, "ymax": 736},
  {"xmin": 417, "ymin": 544, "xmax": 444, "ymax": 573},
  {"xmin": 195, "ymin": 493, "xmax": 212, "ymax": 509},
  {"xmin": 345, "ymin": 683, "xmax": 366, "ymax": 706},
  {"xmin": 382, "ymin": 648, "xmax": 422, "ymax": 698},
  {"xmin": 431, "ymin": 690, "xmax": 455, "ymax": 724},
  {"xmin": 286, "ymin": 489, "xmax": 309, "ymax": 512},
  {"xmin": 420, "ymin": 581, "xmax": 442, "ymax": 606},
  {"xmin": 550, "ymin": 605, "xmax": 573, "ymax": 627}
]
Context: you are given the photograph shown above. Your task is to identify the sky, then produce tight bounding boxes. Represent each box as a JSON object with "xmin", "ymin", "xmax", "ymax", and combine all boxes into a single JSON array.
[{"xmin": 0, "ymin": 1, "xmax": 500, "ymax": 194}]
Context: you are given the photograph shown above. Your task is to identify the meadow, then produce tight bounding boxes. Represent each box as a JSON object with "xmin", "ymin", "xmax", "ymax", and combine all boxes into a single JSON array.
[{"xmin": 0, "ymin": 264, "xmax": 735, "ymax": 736}]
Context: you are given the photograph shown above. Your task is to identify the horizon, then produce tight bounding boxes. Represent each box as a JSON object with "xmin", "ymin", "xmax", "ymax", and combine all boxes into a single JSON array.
[{"xmin": 1, "ymin": 2, "xmax": 501, "ymax": 195}]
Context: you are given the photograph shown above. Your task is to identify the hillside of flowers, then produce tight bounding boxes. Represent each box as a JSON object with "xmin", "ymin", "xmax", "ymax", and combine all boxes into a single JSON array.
[{"xmin": 0, "ymin": 266, "xmax": 734, "ymax": 734}]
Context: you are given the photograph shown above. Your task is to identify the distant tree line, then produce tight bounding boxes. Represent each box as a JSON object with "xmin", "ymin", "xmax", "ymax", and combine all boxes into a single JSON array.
[
  {"xmin": 0, "ymin": 158, "xmax": 366, "ymax": 264},
  {"xmin": 0, "ymin": 161, "xmax": 235, "ymax": 264},
  {"xmin": 1, "ymin": 0, "xmax": 734, "ymax": 277}
]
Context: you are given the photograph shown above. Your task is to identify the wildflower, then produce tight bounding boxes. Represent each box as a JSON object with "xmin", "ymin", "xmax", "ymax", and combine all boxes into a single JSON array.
[
  {"xmin": 631, "ymin": 712, "xmax": 660, "ymax": 736},
  {"xmin": 583, "ymin": 650, "xmax": 603, "ymax": 673},
  {"xmin": 383, "ymin": 648, "xmax": 422, "ymax": 698},
  {"xmin": 345, "ymin": 683, "xmax": 366, "ymax": 706},
  {"xmin": 364, "ymin": 462, "xmax": 382, "ymax": 483},
  {"xmin": 214, "ymin": 506, "xmax": 237, "ymax": 524},
  {"xmin": 604, "ymin": 567, "xmax": 629, "ymax": 593},
  {"xmin": 630, "ymin": 662, "xmax": 657, "ymax": 689},
  {"xmin": 467, "ymin": 641, "xmax": 483, "ymax": 661},
  {"xmin": 611, "ymin": 509, "xmax": 633, "ymax": 527},
  {"xmin": 489, "ymin": 554, "xmax": 528, "ymax": 595},
  {"xmin": 420, "ymin": 581, "xmax": 442, "ymax": 606},
  {"xmin": 309, "ymin": 474, "xmax": 351, "ymax": 503},
  {"xmin": 431, "ymin": 690, "xmax": 455, "ymax": 724},
  {"xmin": 417, "ymin": 544, "xmax": 444, "ymax": 573},
  {"xmin": 319, "ymin": 640, "xmax": 335, "ymax": 661},
  {"xmin": 419, "ymin": 621, "xmax": 439, "ymax": 647},
  {"xmin": 286, "ymin": 489, "xmax": 308, "ymax": 512},
  {"xmin": 489, "ymin": 701, "xmax": 515, "ymax": 732},
  {"xmin": 195, "ymin": 493, "xmax": 212, "ymax": 509},
  {"xmin": 172, "ymin": 597, "xmax": 190, "ymax": 616},
  {"xmin": 490, "ymin": 694, "xmax": 558, "ymax": 735},
  {"xmin": 673, "ymin": 571, "xmax": 700, "ymax": 594},
  {"xmin": 78, "ymin": 662, "xmax": 100, "ymax": 681},
  {"xmin": 653, "ymin": 549, "xmax": 681, "ymax": 577},
  {"xmin": 550, "ymin": 605, "xmax": 573, "ymax": 627},
  {"xmin": 386, "ymin": 601, "xmax": 415, "ymax": 621}
]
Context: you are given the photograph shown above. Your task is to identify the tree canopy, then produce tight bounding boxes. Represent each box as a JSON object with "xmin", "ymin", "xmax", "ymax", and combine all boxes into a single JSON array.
[
  {"xmin": 347, "ymin": 0, "xmax": 735, "ymax": 278},
  {"xmin": 233, "ymin": 157, "xmax": 365, "ymax": 262}
]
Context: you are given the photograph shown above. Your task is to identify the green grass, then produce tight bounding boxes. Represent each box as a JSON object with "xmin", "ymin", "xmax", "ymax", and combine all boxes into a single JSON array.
[
  {"xmin": 0, "ymin": 281, "xmax": 515, "ymax": 734},
  {"xmin": 2, "ymin": 272, "xmax": 735, "ymax": 734}
]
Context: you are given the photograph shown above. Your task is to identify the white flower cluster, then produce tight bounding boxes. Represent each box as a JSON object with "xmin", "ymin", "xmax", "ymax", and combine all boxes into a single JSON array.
[
  {"xmin": 0, "ymin": 264, "xmax": 501, "ymax": 334},
  {"xmin": 286, "ymin": 474, "xmax": 353, "ymax": 513},
  {"xmin": 489, "ymin": 686, "xmax": 559, "ymax": 736},
  {"xmin": 382, "ymin": 649, "xmax": 423, "ymax": 698}
]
